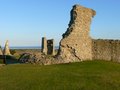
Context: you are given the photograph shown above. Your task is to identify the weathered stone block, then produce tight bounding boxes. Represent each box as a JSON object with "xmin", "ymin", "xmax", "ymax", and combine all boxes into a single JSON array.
[
  {"xmin": 41, "ymin": 37, "xmax": 55, "ymax": 55},
  {"xmin": 41, "ymin": 37, "xmax": 47, "ymax": 55},
  {"xmin": 47, "ymin": 39, "xmax": 55, "ymax": 55}
]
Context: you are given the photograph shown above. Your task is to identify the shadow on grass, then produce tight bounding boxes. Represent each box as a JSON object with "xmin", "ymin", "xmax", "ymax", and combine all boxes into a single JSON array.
[{"xmin": 0, "ymin": 55, "xmax": 20, "ymax": 64}]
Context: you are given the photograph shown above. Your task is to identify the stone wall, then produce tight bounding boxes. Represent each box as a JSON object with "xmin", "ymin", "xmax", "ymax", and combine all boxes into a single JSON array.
[
  {"xmin": 41, "ymin": 37, "xmax": 55, "ymax": 55},
  {"xmin": 1, "ymin": 4, "xmax": 119, "ymax": 65},
  {"xmin": 57, "ymin": 4, "xmax": 96, "ymax": 62},
  {"xmin": 47, "ymin": 39, "xmax": 55, "ymax": 55},
  {"xmin": 41, "ymin": 37, "xmax": 47, "ymax": 55},
  {"xmin": 92, "ymin": 39, "xmax": 120, "ymax": 62},
  {"xmin": 57, "ymin": 4, "xmax": 120, "ymax": 63}
]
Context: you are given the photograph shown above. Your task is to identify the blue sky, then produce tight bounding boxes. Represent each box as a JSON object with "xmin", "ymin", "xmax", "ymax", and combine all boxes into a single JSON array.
[{"xmin": 0, "ymin": 0, "xmax": 120, "ymax": 46}]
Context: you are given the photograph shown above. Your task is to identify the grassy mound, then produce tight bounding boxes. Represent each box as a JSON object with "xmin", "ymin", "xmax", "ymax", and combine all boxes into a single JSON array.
[{"xmin": 0, "ymin": 60, "xmax": 120, "ymax": 90}]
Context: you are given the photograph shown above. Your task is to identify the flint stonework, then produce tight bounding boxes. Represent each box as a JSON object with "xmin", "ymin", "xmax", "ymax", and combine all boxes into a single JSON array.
[{"xmin": 57, "ymin": 4, "xmax": 96, "ymax": 62}]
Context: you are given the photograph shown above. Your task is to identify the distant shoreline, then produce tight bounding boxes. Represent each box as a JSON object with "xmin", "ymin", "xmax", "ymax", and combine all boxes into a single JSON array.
[
  {"xmin": 8, "ymin": 46, "xmax": 59, "ymax": 50},
  {"xmin": 10, "ymin": 46, "xmax": 41, "ymax": 49}
]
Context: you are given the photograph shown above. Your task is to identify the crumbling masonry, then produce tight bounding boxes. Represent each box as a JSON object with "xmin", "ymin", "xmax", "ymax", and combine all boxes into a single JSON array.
[
  {"xmin": 0, "ymin": 40, "xmax": 11, "ymax": 56},
  {"xmin": 92, "ymin": 39, "xmax": 120, "ymax": 62},
  {"xmin": 57, "ymin": 4, "xmax": 96, "ymax": 62},
  {"xmin": 1, "ymin": 4, "xmax": 120, "ymax": 65},
  {"xmin": 3, "ymin": 40, "xmax": 11, "ymax": 55},
  {"xmin": 42, "ymin": 37, "xmax": 55, "ymax": 55},
  {"xmin": 57, "ymin": 4, "xmax": 120, "ymax": 63}
]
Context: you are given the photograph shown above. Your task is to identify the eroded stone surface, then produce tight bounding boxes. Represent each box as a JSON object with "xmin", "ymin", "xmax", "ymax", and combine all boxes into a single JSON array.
[
  {"xmin": 42, "ymin": 37, "xmax": 47, "ymax": 55},
  {"xmin": 18, "ymin": 53, "xmax": 65, "ymax": 65},
  {"xmin": 3, "ymin": 40, "xmax": 11, "ymax": 55},
  {"xmin": 57, "ymin": 4, "xmax": 96, "ymax": 62},
  {"xmin": 41, "ymin": 37, "xmax": 55, "ymax": 55},
  {"xmin": 92, "ymin": 39, "xmax": 120, "ymax": 62}
]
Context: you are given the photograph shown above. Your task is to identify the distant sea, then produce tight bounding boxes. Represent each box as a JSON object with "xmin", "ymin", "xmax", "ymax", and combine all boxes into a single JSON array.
[{"xmin": 9, "ymin": 46, "xmax": 59, "ymax": 49}]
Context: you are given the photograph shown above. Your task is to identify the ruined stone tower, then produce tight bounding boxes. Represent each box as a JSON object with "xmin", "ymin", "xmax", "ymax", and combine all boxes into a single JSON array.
[
  {"xmin": 41, "ymin": 37, "xmax": 55, "ymax": 55},
  {"xmin": 57, "ymin": 4, "xmax": 96, "ymax": 62},
  {"xmin": 42, "ymin": 37, "xmax": 47, "ymax": 55},
  {"xmin": 47, "ymin": 39, "xmax": 55, "ymax": 55},
  {"xmin": 3, "ymin": 40, "xmax": 11, "ymax": 55}
]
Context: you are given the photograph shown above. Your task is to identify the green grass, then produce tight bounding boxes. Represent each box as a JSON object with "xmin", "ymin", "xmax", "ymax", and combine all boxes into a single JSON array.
[
  {"xmin": 0, "ymin": 59, "xmax": 3, "ymax": 64},
  {"xmin": 0, "ymin": 60, "xmax": 120, "ymax": 90}
]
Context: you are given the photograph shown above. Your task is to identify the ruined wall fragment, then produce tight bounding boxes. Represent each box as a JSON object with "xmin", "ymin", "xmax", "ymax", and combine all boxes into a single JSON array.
[
  {"xmin": 41, "ymin": 37, "xmax": 55, "ymax": 55},
  {"xmin": 47, "ymin": 39, "xmax": 55, "ymax": 55},
  {"xmin": 57, "ymin": 4, "xmax": 96, "ymax": 62},
  {"xmin": 3, "ymin": 40, "xmax": 11, "ymax": 55},
  {"xmin": 92, "ymin": 39, "xmax": 120, "ymax": 62},
  {"xmin": 42, "ymin": 37, "xmax": 47, "ymax": 55}
]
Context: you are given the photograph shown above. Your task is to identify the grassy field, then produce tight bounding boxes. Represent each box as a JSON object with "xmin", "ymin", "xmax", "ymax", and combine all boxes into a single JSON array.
[
  {"xmin": 0, "ymin": 60, "xmax": 120, "ymax": 90},
  {"xmin": 0, "ymin": 59, "xmax": 3, "ymax": 64}
]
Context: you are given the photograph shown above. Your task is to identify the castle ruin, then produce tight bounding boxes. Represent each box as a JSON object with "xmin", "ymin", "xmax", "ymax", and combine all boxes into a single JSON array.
[
  {"xmin": 57, "ymin": 5, "xmax": 96, "ymax": 62},
  {"xmin": 41, "ymin": 37, "xmax": 47, "ymax": 55},
  {"xmin": 92, "ymin": 39, "xmax": 120, "ymax": 62},
  {"xmin": 0, "ymin": 4, "xmax": 120, "ymax": 65},
  {"xmin": 41, "ymin": 37, "xmax": 55, "ymax": 55},
  {"xmin": 57, "ymin": 4, "xmax": 120, "ymax": 63}
]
